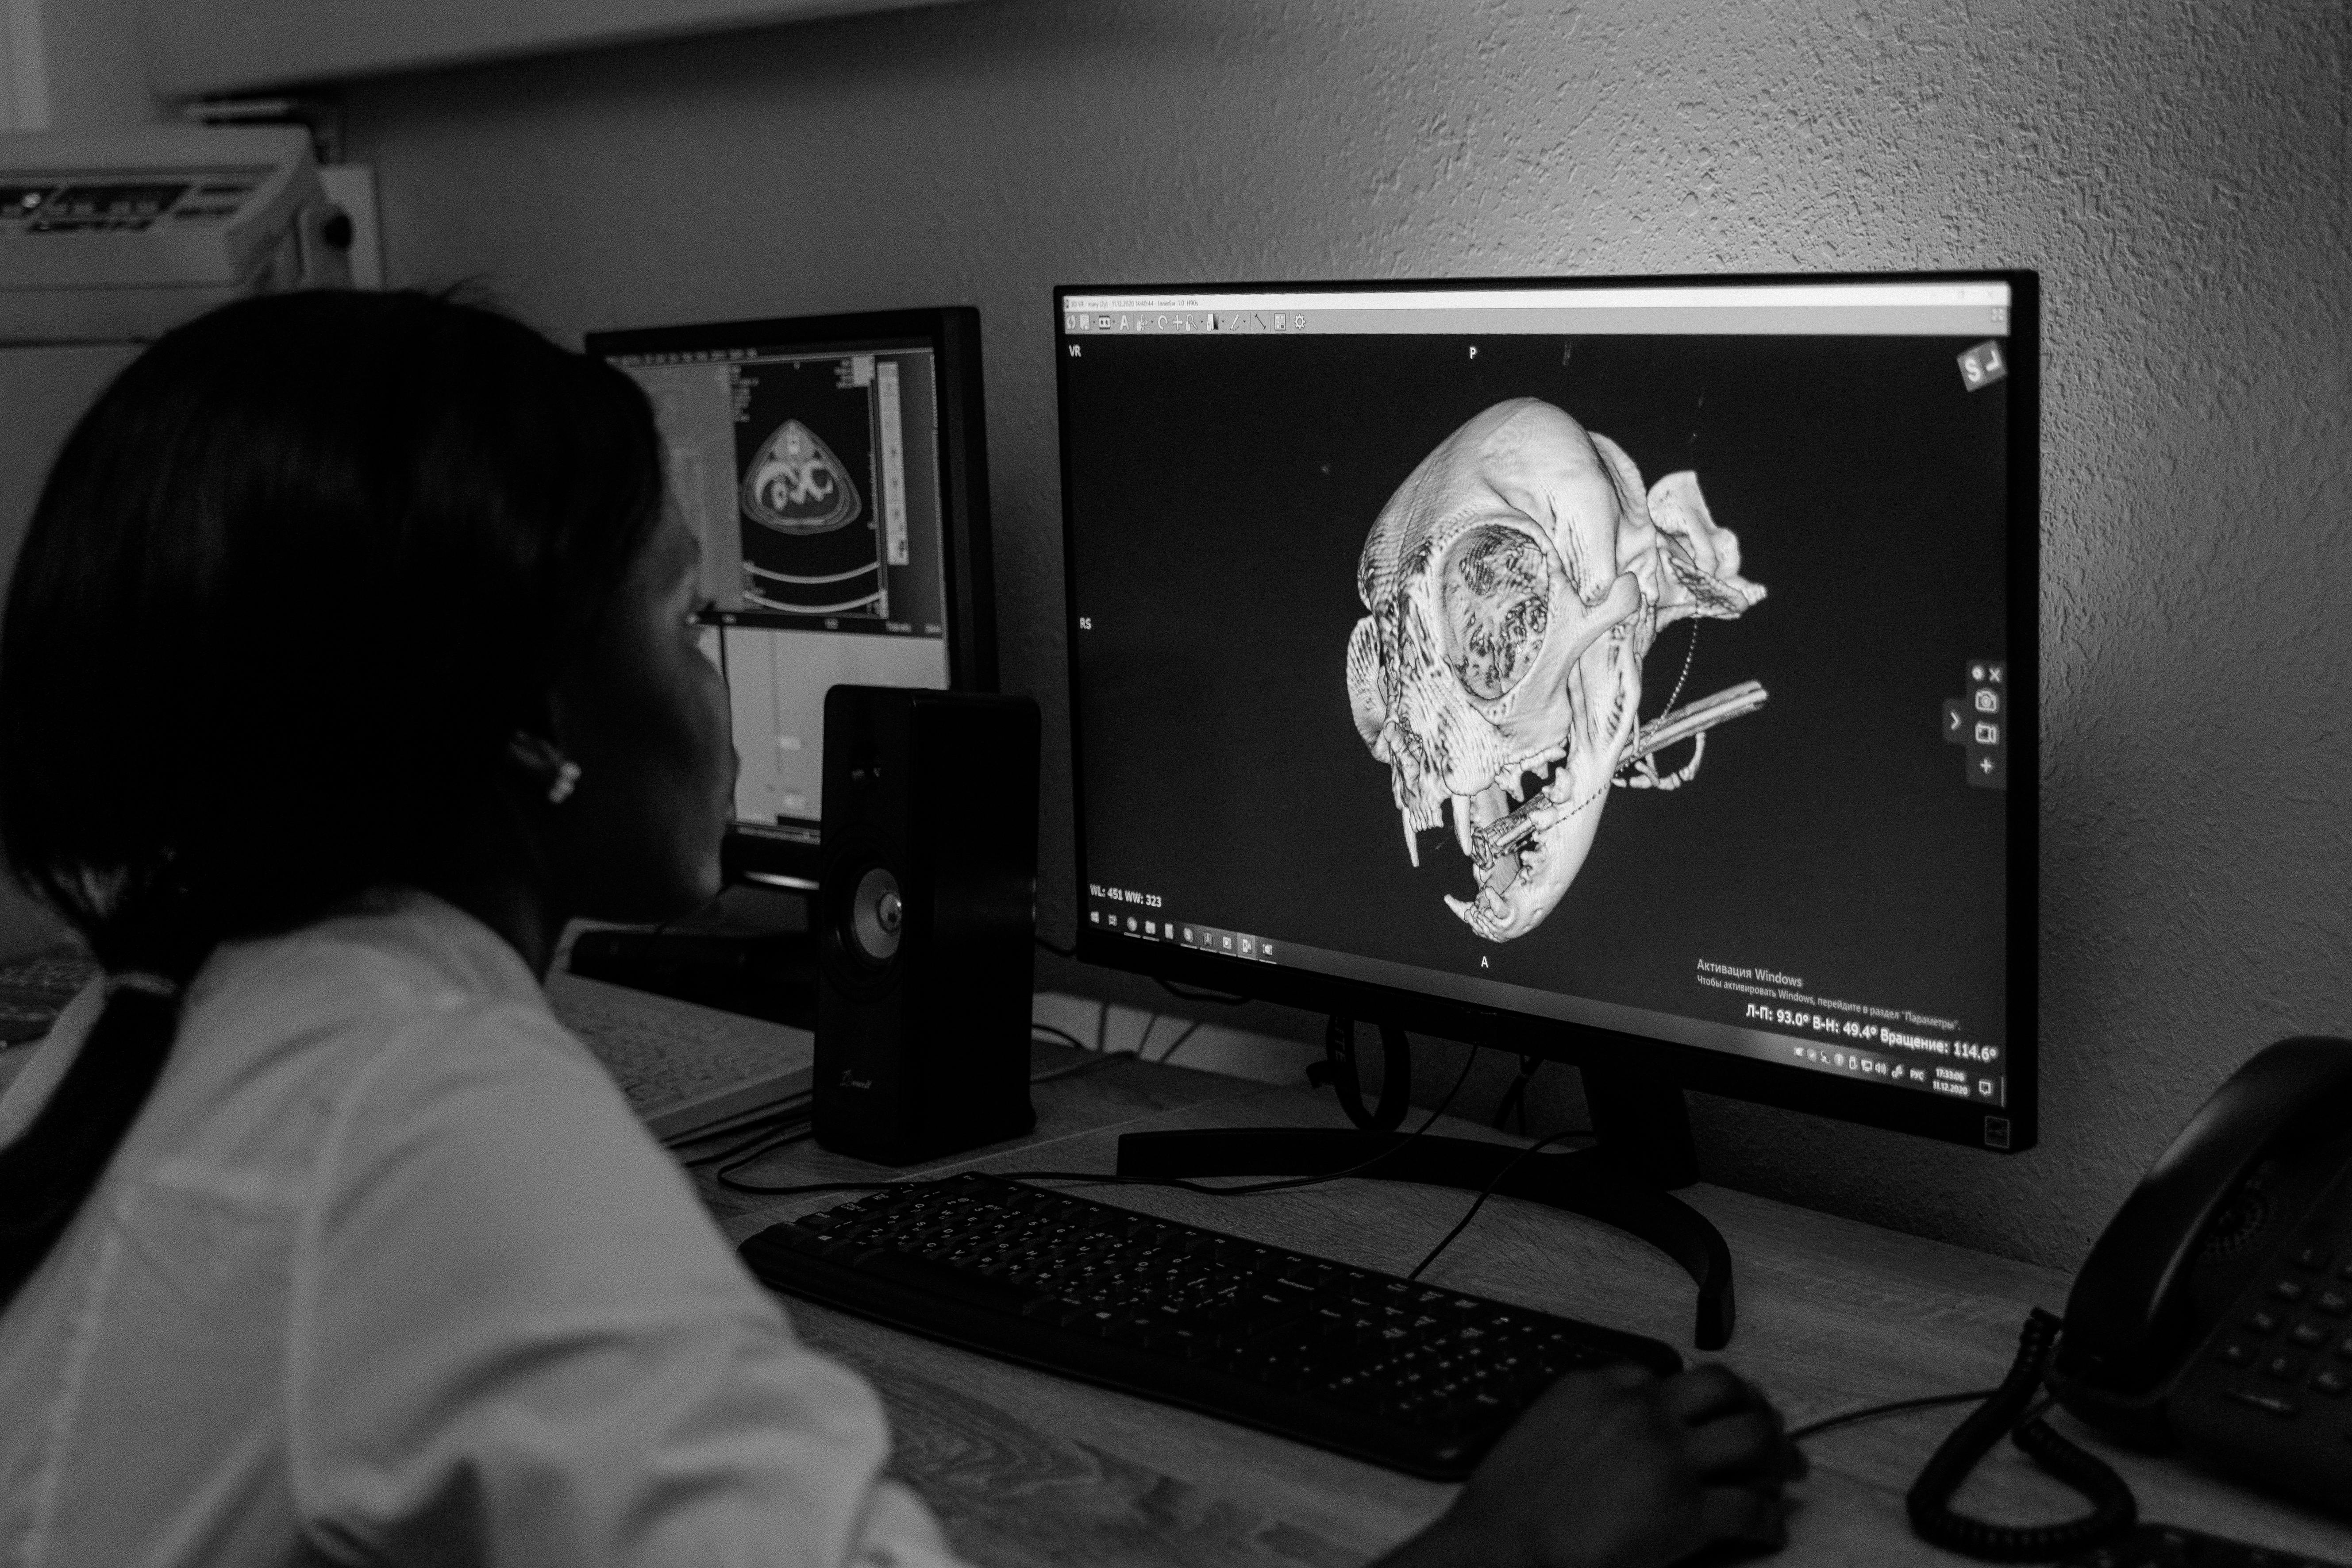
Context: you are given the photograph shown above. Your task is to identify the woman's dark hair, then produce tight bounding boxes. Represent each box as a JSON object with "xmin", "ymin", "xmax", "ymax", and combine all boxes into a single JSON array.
[{"xmin": 0, "ymin": 289, "xmax": 665, "ymax": 1308}]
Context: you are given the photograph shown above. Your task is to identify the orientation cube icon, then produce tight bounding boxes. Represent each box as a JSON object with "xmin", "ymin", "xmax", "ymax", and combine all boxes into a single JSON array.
[{"xmin": 1958, "ymin": 339, "xmax": 2008, "ymax": 391}]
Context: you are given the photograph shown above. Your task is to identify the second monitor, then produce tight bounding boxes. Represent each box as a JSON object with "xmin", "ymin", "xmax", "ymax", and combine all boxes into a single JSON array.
[{"xmin": 588, "ymin": 307, "xmax": 996, "ymax": 892}]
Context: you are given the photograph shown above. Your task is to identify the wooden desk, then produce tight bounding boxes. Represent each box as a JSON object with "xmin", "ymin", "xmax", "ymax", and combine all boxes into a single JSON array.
[{"xmin": 694, "ymin": 1046, "xmax": 2352, "ymax": 1567}]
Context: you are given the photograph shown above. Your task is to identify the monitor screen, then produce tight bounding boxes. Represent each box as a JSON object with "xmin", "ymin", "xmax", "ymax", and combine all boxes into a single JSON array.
[
  {"xmin": 1056, "ymin": 274, "xmax": 2034, "ymax": 1151},
  {"xmin": 589, "ymin": 309, "xmax": 993, "ymax": 886}
]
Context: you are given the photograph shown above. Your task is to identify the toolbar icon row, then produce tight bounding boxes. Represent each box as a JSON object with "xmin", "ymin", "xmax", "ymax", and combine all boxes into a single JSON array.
[
  {"xmin": 1941, "ymin": 659, "xmax": 2007, "ymax": 790},
  {"xmin": 1064, "ymin": 312, "xmax": 1309, "ymax": 334},
  {"xmin": 1178, "ymin": 923, "xmax": 1279, "ymax": 963}
]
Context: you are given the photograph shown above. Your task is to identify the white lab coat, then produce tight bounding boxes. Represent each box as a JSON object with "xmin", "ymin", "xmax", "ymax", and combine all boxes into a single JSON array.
[{"xmin": 0, "ymin": 891, "xmax": 964, "ymax": 1568}]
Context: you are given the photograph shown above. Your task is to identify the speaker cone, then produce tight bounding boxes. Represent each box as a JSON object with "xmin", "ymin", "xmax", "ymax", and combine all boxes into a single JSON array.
[{"xmin": 848, "ymin": 866, "xmax": 902, "ymax": 963}]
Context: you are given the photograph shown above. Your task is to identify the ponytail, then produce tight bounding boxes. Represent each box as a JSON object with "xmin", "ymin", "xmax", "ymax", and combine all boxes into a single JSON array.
[{"xmin": 0, "ymin": 962, "xmax": 205, "ymax": 1309}]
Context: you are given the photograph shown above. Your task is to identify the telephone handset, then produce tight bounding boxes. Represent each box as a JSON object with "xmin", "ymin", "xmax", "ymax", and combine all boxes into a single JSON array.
[{"xmin": 2052, "ymin": 1034, "xmax": 2352, "ymax": 1518}]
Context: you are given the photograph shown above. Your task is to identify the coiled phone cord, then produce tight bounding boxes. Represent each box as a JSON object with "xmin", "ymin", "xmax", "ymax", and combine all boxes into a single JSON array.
[{"xmin": 1905, "ymin": 1308, "xmax": 2137, "ymax": 1561}]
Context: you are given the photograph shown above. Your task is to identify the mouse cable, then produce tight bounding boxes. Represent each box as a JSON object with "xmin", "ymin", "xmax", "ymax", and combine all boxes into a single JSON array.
[
  {"xmin": 1788, "ymin": 1387, "xmax": 2002, "ymax": 1443},
  {"xmin": 1403, "ymin": 1123, "xmax": 1594, "ymax": 1283},
  {"xmin": 1153, "ymin": 1019, "xmax": 1204, "ymax": 1063}
]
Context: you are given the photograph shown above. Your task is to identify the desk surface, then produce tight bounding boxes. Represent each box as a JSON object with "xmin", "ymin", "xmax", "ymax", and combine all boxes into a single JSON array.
[{"xmin": 692, "ymin": 1043, "xmax": 2352, "ymax": 1568}]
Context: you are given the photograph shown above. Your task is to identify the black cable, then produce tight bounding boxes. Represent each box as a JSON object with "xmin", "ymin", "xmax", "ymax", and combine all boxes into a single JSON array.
[
  {"xmin": 1317, "ymin": 1017, "xmax": 1412, "ymax": 1131},
  {"xmin": 1403, "ymin": 1124, "xmax": 1592, "ymax": 1281},
  {"xmin": 678, "ymin": 1105, "xmax": 814, "ymax": 1168},
  {"xmin": 712, "ymin": 1125, "xmax": 819, "ymax": 1190},
  {"xmin": 1028, "ymin": 1049, "xmax": 1142, "ymax": 1086},
  {"xmin": 1153, "ymin": 1019, "xmax": 1204, "ymax": 1064},
  {"xmin": 1490, "ymin": 1053, "xmax": 1541, "ymax": 1133},
  {"xmin": 1027, "ymin": 1013, "xmax": 1171, "ymax": 1084},
  {"xmin": 667, "ymin": 1095, "xmax": 812, "ymax": 1148},
  {"xmin": 716, "ymin": 1176, "xmax": 895, "ymax": 1199},
  {"xmin": 1789, "ymin": 1387, "xmax": 2002, "ymax": 1443},
  {"xmin": 1905, "ymin": 1308, "xmax": 2136, "ymax": 1561}
]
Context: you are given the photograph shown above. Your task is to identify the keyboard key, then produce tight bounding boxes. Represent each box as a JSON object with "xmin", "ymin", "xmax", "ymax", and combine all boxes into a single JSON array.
[
  {"xmin": 2261, "ymin": 1352, "xmax": 2307, "ymax": 1382},
  {"xmin": 2317, "ymin": 1289, "xmax": 2350, "ymax": 1318},
  {"xmin": 2292, "ymin": 1244, "xmax": 2334, "ymax": 1271},
  {"xmin": 2246, "ymin": 1307, "xmax": 2283, "ymax": 1335},
  {"xmin": 2290, "ymin": 1322, "xmax": 2329, "ymax": 1348},
  {"xmin": 2271, "ymin": 1278, "xmax": 2307, "ymax": 1304},
  {"xmin": 2313, "ymin": 1368, "xmax": 2350, "ymax": 1397},
  {"xmin": 855, "ymin": 1248, "xmax": 1043, "ymax": 1315}
]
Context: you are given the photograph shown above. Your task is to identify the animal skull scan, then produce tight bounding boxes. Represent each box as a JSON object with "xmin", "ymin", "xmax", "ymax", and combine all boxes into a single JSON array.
[{"xmin": 1345, "ymin": 399, "xmax": 1770, "ymax": 942}]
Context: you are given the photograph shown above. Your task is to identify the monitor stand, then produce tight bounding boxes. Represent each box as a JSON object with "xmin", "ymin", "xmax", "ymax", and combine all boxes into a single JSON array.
[
  {"xmin": 566, "ymin": 884, "xmax": 818, "ymax": 1029},
  {"xmin": 1113, "ymin": 1054, "xmax": 1734, "ymax": 1350}
]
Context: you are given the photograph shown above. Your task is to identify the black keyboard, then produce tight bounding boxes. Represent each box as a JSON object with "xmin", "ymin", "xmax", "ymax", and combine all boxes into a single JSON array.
[
  {"xmin": 2063, "ymin": 1523, "xmax": 2350, "ymax": 1568},
  {"xmin": 739, "ymin": 1170, "xmax": 1680, "ymax": 1479}
]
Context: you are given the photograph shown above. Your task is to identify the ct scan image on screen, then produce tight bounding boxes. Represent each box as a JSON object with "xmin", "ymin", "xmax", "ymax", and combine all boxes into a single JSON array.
[
  {"xmin": 610, "ymin": 340, "xmax": 951, "ymax": 835},
  {"xmin": 733, "ymin": 356, "xmax": 885, "ymax": 616},
  {"xmin": 1062, "ymin": 285, "xmax": 2017, "ymax": 1109}
]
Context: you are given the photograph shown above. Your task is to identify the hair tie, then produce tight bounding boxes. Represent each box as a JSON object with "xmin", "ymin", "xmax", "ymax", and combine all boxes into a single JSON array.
[{"xmin": 105, "ymin": 971, "xmax": 182, "ymax": 1001}]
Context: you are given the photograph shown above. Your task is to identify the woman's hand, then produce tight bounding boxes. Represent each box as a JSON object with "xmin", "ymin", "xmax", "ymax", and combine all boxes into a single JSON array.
[{"xmin": 1375, "ymin": 1364, "xmax": 1805, "ymax": 1568}]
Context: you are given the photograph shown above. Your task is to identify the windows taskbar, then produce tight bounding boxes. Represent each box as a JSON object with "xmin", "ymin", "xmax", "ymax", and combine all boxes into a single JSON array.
[{"xmin": 1087, "ymin": 906, "xmax": 2005, "ymax": 1109}]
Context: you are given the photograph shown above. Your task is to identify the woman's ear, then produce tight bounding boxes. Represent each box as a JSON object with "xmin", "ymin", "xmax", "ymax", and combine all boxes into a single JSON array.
[{"xmin": 504, "ymin": 731, "xmax": 582, "ymax": 805}]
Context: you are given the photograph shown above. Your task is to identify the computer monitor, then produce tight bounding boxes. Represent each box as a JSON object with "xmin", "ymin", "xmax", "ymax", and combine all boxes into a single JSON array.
[
  {"xmin": 587, "ymin": 308, "xmax": 995, "ymax": 890},
  {"xmin": 1056, "ymin": 273, "xmax": 2036, "ymax": 1155}
]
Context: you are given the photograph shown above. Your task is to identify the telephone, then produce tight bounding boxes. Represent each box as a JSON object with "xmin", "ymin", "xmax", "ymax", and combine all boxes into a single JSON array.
[
  {"xmin": 1902, "ymin": 1038, "xmax": 2352, "ymax": 1558},
  {"xmin": 2050, "ymin": 1034, "xmax": 2352, "ymax": 1519}
]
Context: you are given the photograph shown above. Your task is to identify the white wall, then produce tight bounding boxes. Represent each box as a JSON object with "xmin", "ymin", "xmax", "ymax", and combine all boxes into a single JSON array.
[
  {"xmin": 0, "ymin": 0, "xmax": 170, "ymax": 129},
  {"xmin": 343, "ymin": 0, "xmax": 2350, "ymax": 1270}
]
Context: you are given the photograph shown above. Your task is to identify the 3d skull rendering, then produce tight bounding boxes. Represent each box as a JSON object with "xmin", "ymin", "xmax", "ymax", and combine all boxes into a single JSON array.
[{"xmin": 1345, "ymin": 398, "xmax": 1769, "ymax": 942}]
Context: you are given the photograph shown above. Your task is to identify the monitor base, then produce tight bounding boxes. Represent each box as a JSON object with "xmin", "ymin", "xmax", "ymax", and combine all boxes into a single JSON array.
[{"xmin": 1113, "ymin": 1124, "xmax": 1735, "ymax": 1350}]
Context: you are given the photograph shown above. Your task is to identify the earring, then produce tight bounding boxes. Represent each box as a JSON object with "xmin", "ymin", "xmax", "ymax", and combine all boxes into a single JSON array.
[{"xmin": 507, "ymin": 732, "xmax": 582, "ymax": 805}]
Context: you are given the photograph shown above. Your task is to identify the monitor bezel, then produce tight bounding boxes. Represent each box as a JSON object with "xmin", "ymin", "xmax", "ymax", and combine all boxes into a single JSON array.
[
  {"xmin": 585, "ymin": 306, "xmax": 997, "ymax": 891},
  {"xmin": 1053, "ymin": 269, "xmax": 2038, "ymax": 1155}
]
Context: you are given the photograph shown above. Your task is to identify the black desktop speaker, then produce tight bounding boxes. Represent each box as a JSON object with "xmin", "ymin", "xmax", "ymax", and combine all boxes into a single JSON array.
[{"xmin": 814, "ymin": 686, "xmax": 1040, "ymax": 1164}]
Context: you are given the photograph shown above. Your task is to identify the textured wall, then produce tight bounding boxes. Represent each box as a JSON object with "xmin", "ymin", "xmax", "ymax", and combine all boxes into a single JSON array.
[{"xmin": 343, "ymin": 0, "xmax": 2350, "ymax": 1271}]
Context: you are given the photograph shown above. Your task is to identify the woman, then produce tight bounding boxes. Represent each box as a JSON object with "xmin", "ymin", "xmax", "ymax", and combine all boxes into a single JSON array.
[{"xmin": 0, "ymin": 291, "xmax": 1798, "ymax": 1566}]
